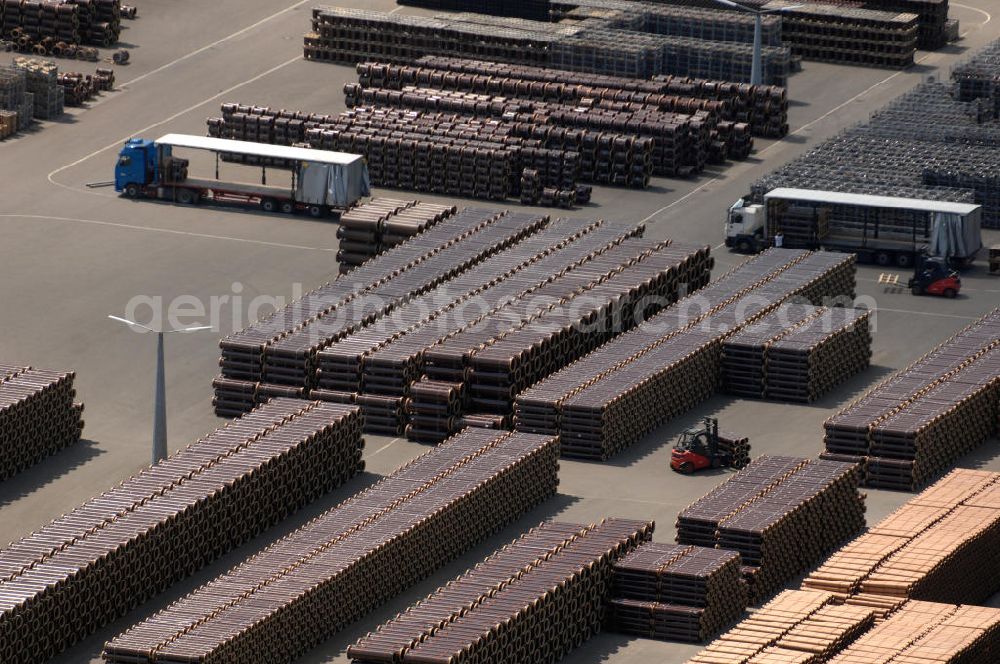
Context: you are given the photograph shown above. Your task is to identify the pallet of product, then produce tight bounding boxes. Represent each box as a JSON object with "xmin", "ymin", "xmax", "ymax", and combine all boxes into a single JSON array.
[
  {"xmin": 822, "ymin": 308, "xmax": 1000, "ymax": 490},
  {"xmin": 103, "ymin": 428, "xmax": 560, "ymax": 664},
  {"xmin": 607, "ymin": 542, "xmax": 747, "ymax": 642},
  {"xmin": 677, "ymin": 456, "xmax": 866, "ymax": 604},
  {"xmin": 802, "ymin": 468, "xmax": 1000, "ymax": 605},
  {"xmin": 688, "ymin": 589, "xmax": 877, "ymax": 663},
  {"xmin": 0, "ymin": 364, "xmax": 83, "ymax": 479},
  {"xmin": 0, "ymin": 398, "xmax": 365, "ymax": 664},
  {"xmin": 349, "ymin": 518, "xmax": 653, "ymax": 664}
]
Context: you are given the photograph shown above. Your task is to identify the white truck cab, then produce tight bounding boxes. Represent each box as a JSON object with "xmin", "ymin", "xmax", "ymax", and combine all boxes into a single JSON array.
[{"xmin": 725, "ymin": 199, "xmax": 766, "ymax": 253}]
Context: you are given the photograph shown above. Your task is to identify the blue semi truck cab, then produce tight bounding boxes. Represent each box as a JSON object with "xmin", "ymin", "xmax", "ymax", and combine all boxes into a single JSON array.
[
  {"xmin": 115, "ymin": 138, "xmax": 161, "ymax": 196},
  {"xmin": 112, "ymin": 134, "xmax": 370, "ymax": 216}
]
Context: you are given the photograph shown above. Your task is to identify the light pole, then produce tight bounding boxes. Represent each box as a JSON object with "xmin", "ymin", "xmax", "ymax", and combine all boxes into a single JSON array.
[
  {"xmin": 711, "ymin": 0, "xmax": 803, "ymax": 86},
  {"xmin": 109, "ymin": 315, "xmax": 211, "ymax": 464}
]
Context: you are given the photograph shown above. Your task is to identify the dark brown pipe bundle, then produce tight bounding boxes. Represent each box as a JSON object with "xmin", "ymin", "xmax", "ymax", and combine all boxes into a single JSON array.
[
  {"xmin": 677, "ymin": 456, "xmax": 865, "ymax": 604},
  {"xmin": 349, "ymin": 518, "xmax": 653, "ymax": 664},
  {"xmin": 0, "ymin": 365, "xmax": 83, "ymax": 480},
  {"xmin": 515, "ymin": 249, "xmax": 856, "ymax": 460},
  {"xmin": 0, "ymin": 398, "xmax": 364, "ymax": 664},
  {"xmin": 337, "ymin": 198, "xmax": 457, "ymax": 272},
  {"xmin": 723, "ymin": 304, "xmax": 872, "ymax": 403},
  {"xmin": 103, "ymin": 428, "xmax": 560, "ymax": 664},
  {"xmin": 607, "ymin": 542, "xmax": 747, "ymax": 642},
  {"xmin": 823, "ymin": 308, "xmax": 1000, "ymax": 490},
  {"xmin": 213, "ymin": 208, "xmax": 548, "ymax": 416}
]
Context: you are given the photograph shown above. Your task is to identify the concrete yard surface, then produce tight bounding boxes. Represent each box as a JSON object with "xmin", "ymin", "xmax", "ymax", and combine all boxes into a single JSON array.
[{"xmin": 0, "ymin": 0, "xmax": 999, "ymax": 663}]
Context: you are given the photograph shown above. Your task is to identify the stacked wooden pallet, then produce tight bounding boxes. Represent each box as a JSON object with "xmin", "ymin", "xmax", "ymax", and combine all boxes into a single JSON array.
[
  {"xmin": 348, "ymin": 518, "xmax": 653, "ymax": 664},
  {"xmin": 0, "ymin": 364, "xmax": 83, "ymax": 479},
  {"xmin": 607, "ymin": 542, "xmax": 747, "ymax": 642},
  {"xmin": 514, "ymin": 249, "xmax": 855, "ymax": 461},
  {"xmin": 822, "ymin": 308, "xmax": 1000, "ymax": 490},
  {"xmin": 802, "ymin": 469, "xmax": 1000, "ymax": 607},
  {"xmin": 0, "ymin": 399, "xmax": 365, "ymax": 664},
  {"xmin": 688, "ymin": 589, "xmax": 877, "ymax": 664},
  {"xmin": 212, "ymin": 208, "xmax": 547, "ymax": 416},
  {"xmin": 103, "ymin": 428, "xmax": 560, "ymax": 664},
  {"xmin": 336, "ymin": 198, "xmax": 457, "ymax": 272},
  {"xmin": 723, "ymin": 304, "xmax": 872, "ymax": 403},
  {"xmin": 12, "ymin": 56, "xmax": 62, "ymax": 119},
  {"xmin": 678, "ymin": 456, "xmax": 866, "ymax": 604}
]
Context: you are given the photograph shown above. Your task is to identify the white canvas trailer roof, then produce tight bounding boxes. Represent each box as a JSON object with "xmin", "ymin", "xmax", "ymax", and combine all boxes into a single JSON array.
[
  {"xmin": 764, "ymin": 188, "xmax": 981, "ymax": 216},
  {"xmin": 156, "ymin": 134, "xmax": 364, "ymax": 167}
]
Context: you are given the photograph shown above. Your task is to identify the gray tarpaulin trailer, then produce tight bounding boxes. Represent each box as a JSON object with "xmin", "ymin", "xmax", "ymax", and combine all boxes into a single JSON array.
[{"xmin": 115, "ymin": 133, "xmax": 370, "ymax": 216}]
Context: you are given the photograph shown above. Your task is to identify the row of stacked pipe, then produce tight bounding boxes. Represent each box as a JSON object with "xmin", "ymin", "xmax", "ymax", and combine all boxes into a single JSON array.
[
  {"xmin": 755, "ymin": 39, "xmax": 1000, "ymax": 228},
  {"xmin": 514, "ymin": 249, "xmax": 856, "ymax": 461},
  {"xmin": 606, "ymin": 543, "xmax": 748, "ymax": 642},
  {"xmin": 722, "ymin": 304, "xmax": 873, "ymax": 403},
  {"xmin": 348, "ymin": 519, "xmax": 654, "ymax": 664},
  {"xmin": 0, "ymin": 0, "xmax": 131, "ymax": 53},
  {"xmin": 305, "ymin": 6, "xmax": 793, "ymax": 86},
  {"xmin": 336, "ymin": 198, "xmax": 458, "ymax": 273},
  {"xmin": 103, "ymin": 427, "xmax": 560, "ymax": 663},
  {"xmin": 208, "ymin": 55, "xmax": 772, "ymax": 206},
  {"xmin": 676, "ymin": 456, "xmax": 866, "ymax": 603},
  {"xmin": 552, "ymin": 0, "xmax": 921, "ymax": 68},
  {"xmin": 822, "ymin": 308, "xmax": 1000, "ymax": 491},
  {"xmin": 0, "ymin": 363, "xmax": 83, "ymax": 480},
  {"xmin": 693, "ymin": 468, "xmax": 1000, "ymax": 662},
  {"xmin": 0, "ymin": 398, "xmax": 365, "ymax": 664},
  {"xmin": 212, "ymin": 209, "xmax": 716, "ymax": 441}
]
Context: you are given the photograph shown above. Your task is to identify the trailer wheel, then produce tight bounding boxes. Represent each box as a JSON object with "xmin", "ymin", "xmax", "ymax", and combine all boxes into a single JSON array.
[
  {"xmin": 261, "ymin": 199, "xmax": 278, "ymax": 213},
  {"xmin": 875, "ymin": 252, "xmax": 892, "ymax": 266},
  {"xmin": 280, "ymin": 201, "xmax": 295, "ymax": 215},
  {"xmin": 177, "ymin": 188, "xmax": 198, "ymax": 205},
  {"xmin": 124, "ymin": 183, "xmax": 141, "ymax": 198},
  {"xmin": 897, "ymin": 253, "xmax": 913, "ymax": 268},
  {"xmin": 944, "ymin": 288, "xmax": 957, "ymax": 299},
  {"xmin": 308, "ymin": 205, "xmax": 324, "ymax": 218}
]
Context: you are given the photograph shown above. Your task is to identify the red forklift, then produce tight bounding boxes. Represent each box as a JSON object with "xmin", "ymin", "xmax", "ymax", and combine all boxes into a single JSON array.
[
  {"xmin": 670, "ymin": 418, "xmax": 750, "ymax": 474},
  {"xmin": 909, "ymin": 253, "xmax": 961, "ymax": 298}
]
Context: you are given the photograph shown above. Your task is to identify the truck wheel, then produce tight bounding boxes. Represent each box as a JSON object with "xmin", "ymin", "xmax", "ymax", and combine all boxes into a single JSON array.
[
  {"xmin": 897, "ymin": 253, "xmax": 913, "ymax": 268},
  {"xmin": 944, "ymin": 288, "xmax": 957, "ymax": 299},
  {"xmin": 737, "ymin": 239, "xmax": 753, "ymax": 254},
  {"xmin": 280, "ymin": 201, "xmax": 295, "ymax": 214},
  {"xmin": 911, "ymin": 285, "xmax": 925, "ymax": 296},
  {"xmin": 261, "ymin": 199, "xmax": 277, "ymax": 213},
  {"xmin": 677, "ymin": 461, "xmax": 694, "ymax": 475},
  {"xmin": 177, "ymin": 189, "xmax": 197, "ymax": 205},
  {"xmin": 875, "ymin": 252, "xmax": 891, "ymax": 267},
  {"xmin": 308, "ymin": 205, "xmax": 324, "ymax": 218},
  {"xmin": 124, "ymin": 183, "xmax": 141, "ymax": 198}
]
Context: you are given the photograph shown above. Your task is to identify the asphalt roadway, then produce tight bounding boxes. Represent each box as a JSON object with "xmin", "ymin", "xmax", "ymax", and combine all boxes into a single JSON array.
[{"xmin": 1, "ymin": 1, "xmax": 999, "ymax": 662}]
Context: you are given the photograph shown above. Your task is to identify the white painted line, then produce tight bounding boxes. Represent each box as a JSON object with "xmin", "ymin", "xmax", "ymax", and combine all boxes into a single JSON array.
[
  {"xmin": 119, "ymin": 0, "xmax": 313, "ymax": 88},
  {"xmin": 369, "ymin": 437, "xmax": 402, "ymax": 456},
  {"xmin": 0, "ymin": 214, "xmax": 338, "ymax": 252},
  {"xmin": 874, "ymin": 307, "xmax": 980, "ymax": 321},
  {"xmin": 48, "ymin": 55, "xmax": 301, "ymax": 194},
  {"xmin": 951, "ymin": 3, "xmax": 991, "ymax": 26}
]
